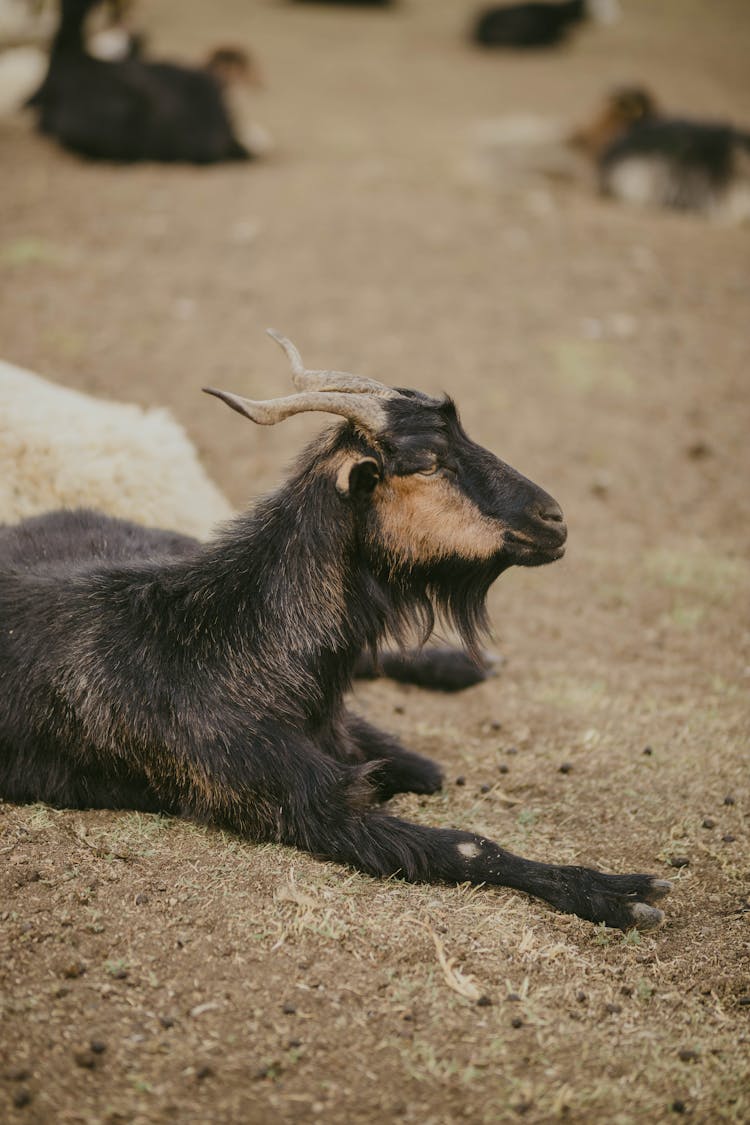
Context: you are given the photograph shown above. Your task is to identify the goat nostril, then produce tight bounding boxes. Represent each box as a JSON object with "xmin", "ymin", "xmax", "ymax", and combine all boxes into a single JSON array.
[{"xmin": 537, "ymin": 502, "xmax": 564, "ymax": 524}]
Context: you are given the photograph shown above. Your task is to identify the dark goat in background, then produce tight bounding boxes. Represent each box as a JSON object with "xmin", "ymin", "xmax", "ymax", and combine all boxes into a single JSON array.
[
  {"xmin": 572, "ymin": 86, "xmax": 750, "ymax": 219},
  {"xmin": 0, "ymin": 332, "xmax": 671, "ymax": 930},
  {"xmin": 471, "ymin": 0, "xmax": 617, "ymax": 49},
  {"xmin": 27, "ymin": 0, "xmax": 251, "ymax": 163}
]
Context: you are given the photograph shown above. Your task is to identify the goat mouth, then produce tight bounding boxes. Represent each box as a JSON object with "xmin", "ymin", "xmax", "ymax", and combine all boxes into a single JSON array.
[
  {"xmin": 518, "ymin": 543, "xmax": 566, "ymax": 567},
  {"xmin": 504, "ymin": 533, "xmax": 567, "ymax": 567}
]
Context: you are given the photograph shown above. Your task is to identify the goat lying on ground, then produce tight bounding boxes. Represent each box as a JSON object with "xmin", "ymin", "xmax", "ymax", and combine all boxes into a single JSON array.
[
  {"xmin": 27, "ymin": 0, "xmax": 254, "ymax": 163},
  {"xmin": 0, "ymin": 332, "xmax": 671, "ymax": 929},
  {"xmin": 0, "ymin": 357, "xmax": 485, "ymax": 692},
  {"xmin": 471, "ymin": 0, "xmax": 618, "ymax": 49},
  {"xmin": 571, "ymin": 86, "xmax": 750, "ymax": 222}
]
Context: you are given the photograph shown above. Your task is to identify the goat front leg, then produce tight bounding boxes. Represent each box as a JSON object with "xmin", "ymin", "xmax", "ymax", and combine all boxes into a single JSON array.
[
  {"xmin": 172, "ymin": 737, "xmax": 669, "ymax": 930},
  {"xmin": 343, "ymin": 713, "xmax": 443, "ymax": 800},
  {"xmin": 228, "ymin": 740, "xmax": 671, "ymax": 931},
  {"xmin": 342, "ymin": 815, "xmax": 672, "ymax": 930},
  {"xmin": 320, "ymin": 811, "xmax": 671, "ymax": 931}
]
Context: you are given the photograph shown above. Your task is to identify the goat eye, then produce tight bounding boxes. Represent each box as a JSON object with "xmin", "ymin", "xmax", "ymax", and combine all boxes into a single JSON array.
[{"xmin": 417, "ymin": 464, "xmax": 456, "ymax": 480}]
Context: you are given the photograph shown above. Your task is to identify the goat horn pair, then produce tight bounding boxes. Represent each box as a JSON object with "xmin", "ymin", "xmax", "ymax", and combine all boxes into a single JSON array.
[{"xmin": 203, "ymin": 330, "xmax": 400, "ymax": 430}]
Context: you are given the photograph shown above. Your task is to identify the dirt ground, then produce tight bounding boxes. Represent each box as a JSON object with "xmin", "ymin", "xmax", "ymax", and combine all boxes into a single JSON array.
[{"xmin": 1, "ymin": 1, "xmax": 749, "ymax": 1122}]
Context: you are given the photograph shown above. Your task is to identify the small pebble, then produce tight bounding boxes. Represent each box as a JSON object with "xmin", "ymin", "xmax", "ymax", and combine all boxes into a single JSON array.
[
  {"xmin": 507, "ymin": 993, "xmax": 521, "ymax": 1002},
  {"xmin": 159, "ymin": 1015, "xmax": 175, "ymax": 1029},
  {"xmin": 6, "ymin": 1067, "xmax": 30, "ymax": 1082},
  {"xmin": 62, "ymin": 962, "xmax": 86, "ymax": 979},
  {"xmin": 287, "ymin": 1038, "xmax": 302, "ymax": 1048},
  {"xmin": 489, "ymin": 721, "xmax": 502, "ymax": 731},
  {"xmin": 686, "ymin": 440, "xmax": 712, "ymax": 460},
  {"xmin": 575, "ymin": 990, "xmax": 587, "ymax": 1003},
  {"xmin": 669, "ymin": 856, "xmax": 690, "ymax": 868},
  {"xmin": 455, "ymin": 776, "xmax": 466, "ymax": 787},
  {"xmin": 722, "ymin": 834, "xmax": 736, "ymax": 843},
  {"xmin": 737, "ymin": 997, "xmax": 750, "ymax": 1007},
  {"xmin": 511, "ymin": 1016, "xmax": 523, "ymax": 1028},
  {"xmin": 558, "ymin": 762, "xmax": 573, "ymax": 774},
  {"xmin": 678, "ymin": 1048, "xmax": 698, "ymax": 1062},
  {"xmin": 393, "ymin": 705, "xmax": 405, "ymax": 715},
  {"xmin": 135, "ymin": 893, "xmax": 149, "ymax": 905},
  {"xmin": 642, "ymin": 746, "xmax": 653, "ymax": 756},
  {"xmin": 196, "ymin": 1065, "xmax": 214, "ymax": 1080},
  {"xmin": 282, "ymin": 1002, "xmax": 296, "ymax": 1015},
  {"xmin": 90, "ymin": 1040, "xmax": 106, "ymax": 1055},
  {"xmin": 476, "ymin": 995, "xmax": 493, "ymax": 1007},
  {"xmin": 480, "ymin": 784, "xmax": 491, "ymax": 794},
  {"xmin": 498, "ymin": 764, "xmax": 509, "ymax": 774},
  {"xmin": 620, "ymin": 985, "xmax": 633, "ymax": 997},
  {"xmin": 723, "ymin": 795, "xmax": 736, "ymax": 806},
  {"xmin": 604, "ymin": 1003, "xmax": 622, "ymax": 1015},
  {"xmin": 111, "ymin": 968, "xmax": 128, "ymax": 980},
  {"xmin": 506, "ymin": 746, "xmax": 518, "ymax": 756},
  {"xmin": 13, "ymin": 1089, "xmax": 31, "ymax": 1109},
  {"xmin": 701, "ymin": 818, "xmax": 715, "ymax": 829},
  {"xmin": 671, "ymin": 1100, "xmax": 686, "ymax": 1114}
]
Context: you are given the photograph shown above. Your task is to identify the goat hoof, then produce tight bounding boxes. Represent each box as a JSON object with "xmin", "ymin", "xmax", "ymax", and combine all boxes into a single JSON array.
[
  {"xmin": 629, "ymin": 902, "xmax": 666, "ymax": 931},
  {"xmin": 617, "ymin": 875, "xmax": 672, "ymax": 930},
  {"xmin": 370, "ymin": 757, "xmax": 443, "ymax": 802},
  {"xmin": 647, "ymin": 879, "xmax": 673, "ymax": 900},
  {"xmin": 570, "ymin": 870, "xmax": 673, "ymax": 930}
]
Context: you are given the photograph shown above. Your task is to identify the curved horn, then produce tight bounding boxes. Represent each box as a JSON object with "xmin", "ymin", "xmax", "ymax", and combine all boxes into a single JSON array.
[
  {"xmin": 266, "ymin": 329, "xmax": 399, "ymax": 398},
  {"xmin": 202, "ymin": 387, "xmax": 389, "ymax": 431}
]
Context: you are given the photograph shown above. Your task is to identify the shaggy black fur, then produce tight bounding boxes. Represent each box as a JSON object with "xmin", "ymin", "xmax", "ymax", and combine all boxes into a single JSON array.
[
  {"xmin": 0, "ymin": 394, "xmax": 670, "ymax": 930},
  {"xmin": 28, "ymin": 0, "xmax": 249, "ymax": 163},
  {"xmin": 472, "ymin": 1, "xmax": 585, "ymax": 48},
  {"xmin": 600, "ymin": 118, "xmax": 750, "ymax": 211}
]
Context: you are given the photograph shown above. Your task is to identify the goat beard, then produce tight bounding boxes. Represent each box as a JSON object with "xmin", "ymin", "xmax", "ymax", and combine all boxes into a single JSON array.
[{"xmin": 371, "ymin": 552, "xmax": 510, "ymax": 665}]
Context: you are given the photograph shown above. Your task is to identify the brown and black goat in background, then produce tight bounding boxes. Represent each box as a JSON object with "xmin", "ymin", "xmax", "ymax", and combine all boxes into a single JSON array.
[{"xmin": 0, "ymin": 332, "xmax": 671, "ymax": 930}]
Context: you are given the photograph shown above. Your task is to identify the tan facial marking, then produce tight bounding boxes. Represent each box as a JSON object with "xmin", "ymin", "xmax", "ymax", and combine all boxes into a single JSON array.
[{"xmin": 374, "ymin": 474, "xmax": 504, "ymax": 565}]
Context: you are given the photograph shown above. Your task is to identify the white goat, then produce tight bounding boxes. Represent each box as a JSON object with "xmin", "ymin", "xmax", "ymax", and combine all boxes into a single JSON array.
[{"xmin": 0, "ymin": 359, "xmax": 233, "ymax": 538}]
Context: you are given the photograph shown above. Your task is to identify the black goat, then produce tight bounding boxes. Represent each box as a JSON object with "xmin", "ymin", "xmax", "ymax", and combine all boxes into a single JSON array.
[
  {"xmin": 289, "ymin": 2, "xmax": 393, "ymax": 7},
  {"xmin": 27, "ymin": 0, "xmax": 251, "ymax": 163},
  {"xmin": 572, "ymin": 87, "xmax": 750, "ymax": 219},
  {"xmin": 600, "ymin": 119, "xmax": 750, "ymax": 219},
  {"xmin": 0, "ymin": 332, "xmax": 671, "ymax": 930},
  {"xmin": 471, "ymin": 0, "xmax": 616, "ymax": 48}
]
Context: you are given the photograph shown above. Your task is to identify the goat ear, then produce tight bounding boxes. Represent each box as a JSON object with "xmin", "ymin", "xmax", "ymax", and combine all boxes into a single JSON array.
[{"xmin": 336, "ymin": 456, "xmax": 381, "ymax": 499}]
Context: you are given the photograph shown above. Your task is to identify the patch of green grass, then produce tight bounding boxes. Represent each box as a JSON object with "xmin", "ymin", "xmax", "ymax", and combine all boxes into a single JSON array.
[
  {"xmin": 547, "ymin": 340, "xmax": 635, "ymax": 397},
  {"xmin": 0, "ymin": 237, "xmax": 65, "ymax": 267},
  {"xmin": 538, "ymin": 676, "xmax": 608, "ymax": 712},
  {"xmin": 104, "ymin": 958, "xmax": 130, "ymax": 977},
  {"xmin": 645, "ymin": 548, "xmax": 750, "ymax": 605}
]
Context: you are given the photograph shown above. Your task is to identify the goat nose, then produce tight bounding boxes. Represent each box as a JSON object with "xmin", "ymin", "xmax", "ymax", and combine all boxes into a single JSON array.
[{"xmin": 536, "ymin": 500, "xmax": 564, "ymax": 524}]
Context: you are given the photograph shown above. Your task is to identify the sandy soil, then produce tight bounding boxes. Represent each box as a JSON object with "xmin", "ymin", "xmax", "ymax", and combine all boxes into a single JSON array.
[{"xmin": 1, "ymin": 1, "xmax": 749, "ymax": 1122}]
